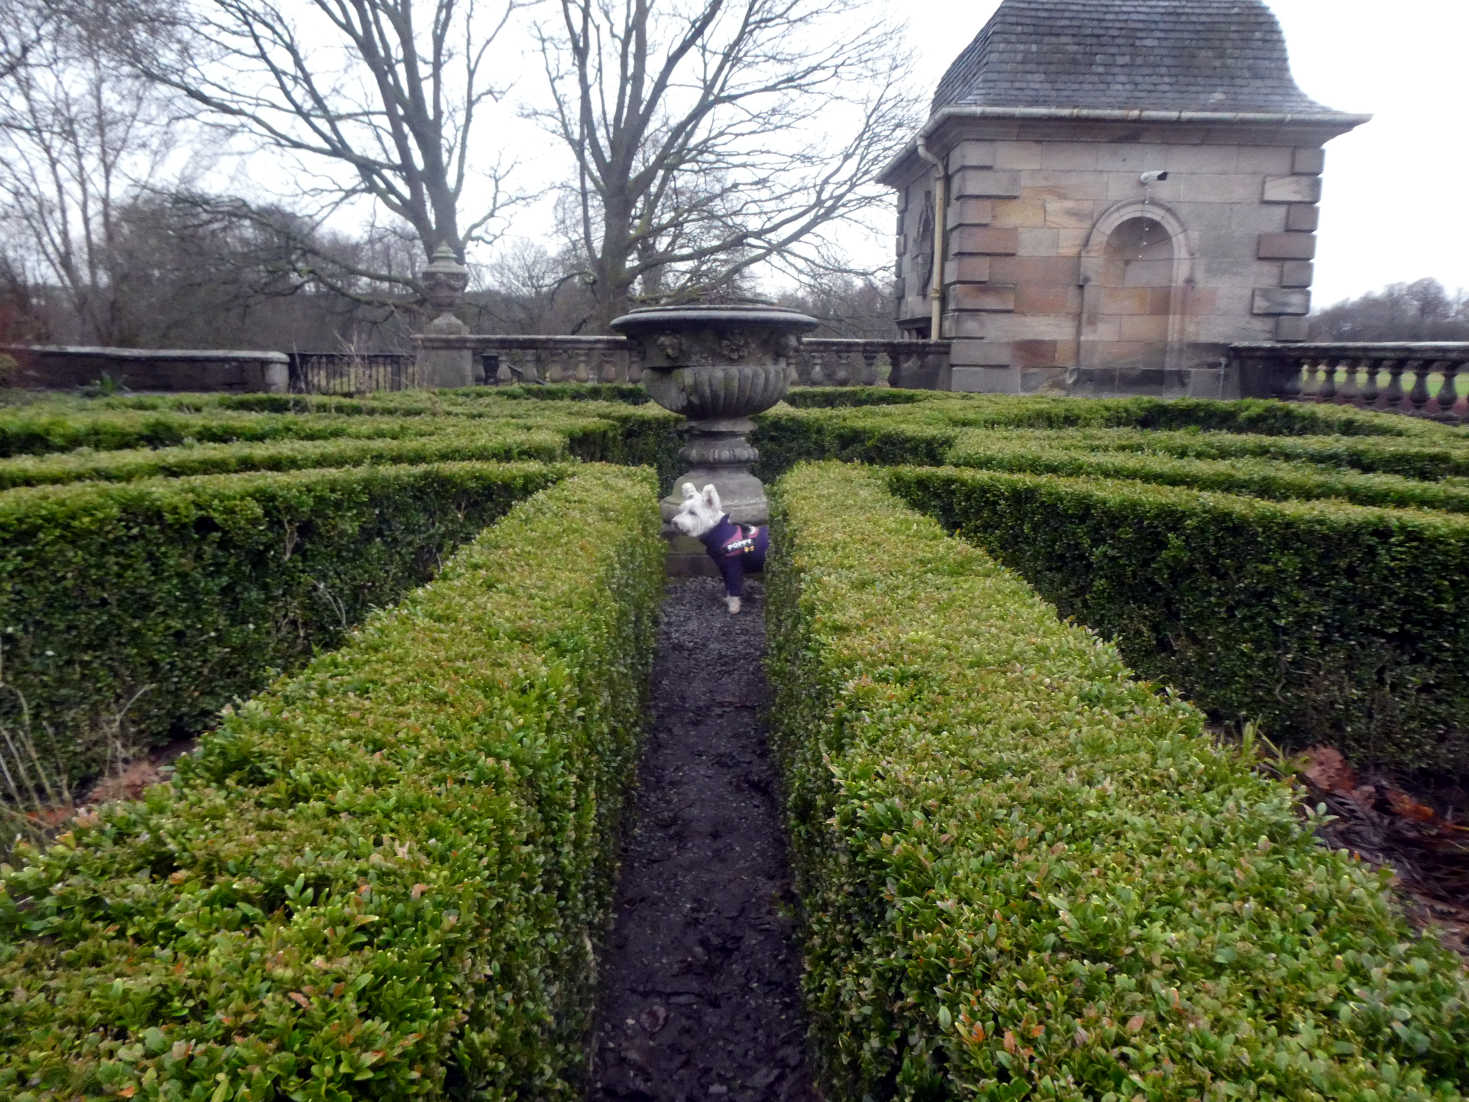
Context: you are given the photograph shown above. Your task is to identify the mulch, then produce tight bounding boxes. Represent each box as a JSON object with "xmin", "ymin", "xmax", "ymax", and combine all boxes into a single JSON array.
[{"xmin": 587, "ymin": 577, "xmax": 818, "ymax": 1101}]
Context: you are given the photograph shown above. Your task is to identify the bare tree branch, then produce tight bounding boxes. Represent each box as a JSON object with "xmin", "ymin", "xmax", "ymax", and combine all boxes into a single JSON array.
[
  {"xmin": 534, "ymin": 0, "xmax": 919, "ymax": 328},
  {"xmin": 127, "ymin": 0, "xmax": 529, "ymax": 273}
]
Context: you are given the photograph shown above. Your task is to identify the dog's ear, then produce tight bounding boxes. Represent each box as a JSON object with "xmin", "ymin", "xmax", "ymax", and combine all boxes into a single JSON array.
[
  {"xmin": 680, "ymin": 481, "xmax": 698, "ymax": 500},
  {"xmin": 701, "ymin": 484, "xmax": 721, "ymax": 511}
]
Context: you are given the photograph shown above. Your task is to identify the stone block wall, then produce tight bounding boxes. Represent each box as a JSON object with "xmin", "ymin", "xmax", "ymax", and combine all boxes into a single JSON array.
[
  {"xmin": 893, "ymin": 122, "xmax": 1327, "ymax": 396},
  {"xmin": 5, "ymin": 346, "xmax": 290, "ymax": 393}
]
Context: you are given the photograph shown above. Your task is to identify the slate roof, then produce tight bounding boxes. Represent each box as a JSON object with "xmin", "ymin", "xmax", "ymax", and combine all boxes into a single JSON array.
[{"xmin": 933, "ymin": 0, "xmax": 1349, "ymax": 118}]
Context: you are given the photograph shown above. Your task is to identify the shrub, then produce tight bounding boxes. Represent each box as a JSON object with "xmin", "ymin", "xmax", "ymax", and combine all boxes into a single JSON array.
[
  {"xmin": 888, "ymin": 465, "xmax": 1469, "ymax": 776},
  {"xmin": 0, "ymin": 461, "xmax": 571, "ymax": 785},
  {"xmin": 0, "ymin": 465, "xmax": 664, "ymax": 1099},
  {"xmin": 766, "ymin": 461, "xmax": 1469, "ymax": 1100},
  {"xmin": 944, "ymin": 430, "xmax": 1469, "ymax": 513},
  {"xmin": 0, "ymin": 425, "xmax": 569, "ymax": 489}
]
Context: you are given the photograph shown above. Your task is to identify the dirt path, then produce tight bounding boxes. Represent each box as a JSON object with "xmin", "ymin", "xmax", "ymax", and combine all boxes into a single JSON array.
[{"xmin": 588, "ymin": 577, "xmax": 818, "ymax": 1102}]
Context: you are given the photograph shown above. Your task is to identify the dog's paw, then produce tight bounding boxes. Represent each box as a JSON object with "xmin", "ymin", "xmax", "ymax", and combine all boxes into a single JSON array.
[{"xmin": 725, "ymin": 595, "xmax": 741, "ymax": 614}]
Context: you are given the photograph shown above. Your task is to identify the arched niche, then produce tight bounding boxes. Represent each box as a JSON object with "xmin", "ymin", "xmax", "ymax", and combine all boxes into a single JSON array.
[{"xmin": 1076, "ymin": 199, "xmax": 1194, "ymax": 389}]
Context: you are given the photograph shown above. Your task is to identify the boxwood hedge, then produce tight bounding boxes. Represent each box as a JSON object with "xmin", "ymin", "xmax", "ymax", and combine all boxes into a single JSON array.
[
  {"xmin": 943, "ymin": 430, "xmax": 1469, "ymax": 513},
  {"xmin": 887, "ymin": 465, "xmax": 1469, "ymax": 777},
  {"xmin": 0, "ymin": 425, "xmax": 570, "ymax": 489},
  {"xmin": 0, "ymin": 410, "xmax": 443, "ymax": 458},
  {"xmin": 1, "ymin": 461, "xmax": 571, "ymax": 784},
  {"xmin": 766, "ymin": 461, "xmax": 1469, "ymax": 1100},
  {"xmin": 0, "ymin": 465, "xmax": 663, "ymax": 1099}
]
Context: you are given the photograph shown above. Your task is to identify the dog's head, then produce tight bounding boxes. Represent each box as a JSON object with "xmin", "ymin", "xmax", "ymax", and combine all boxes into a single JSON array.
[{"xmin": 671, "ymin": 481, "xmax": 724, "ymax": 537}]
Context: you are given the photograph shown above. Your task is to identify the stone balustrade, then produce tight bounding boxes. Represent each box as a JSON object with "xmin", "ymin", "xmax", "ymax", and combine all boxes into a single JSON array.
[
  {"xmin": 1230, "ymin": 342, "xmax": 1469, "ymax": 424},
  {"xmin": 415, "ymin": 332, "xmax": 952, "ymax": 390}
]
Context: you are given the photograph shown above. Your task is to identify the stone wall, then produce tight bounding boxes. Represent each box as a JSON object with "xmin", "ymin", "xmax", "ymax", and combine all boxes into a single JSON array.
[
  {"xmin": 893, "ymin": 118, "xmax": 1329, "ymax": 397},
  {"xmin": 5, "ymin": 346, "xmax": 290, "ymax": 393}
]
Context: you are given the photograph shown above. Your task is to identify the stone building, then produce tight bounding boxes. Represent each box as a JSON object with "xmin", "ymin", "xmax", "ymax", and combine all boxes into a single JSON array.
[{"xmin": 881, "ymin": 0, "xmax": 1369, "ymax": 396}]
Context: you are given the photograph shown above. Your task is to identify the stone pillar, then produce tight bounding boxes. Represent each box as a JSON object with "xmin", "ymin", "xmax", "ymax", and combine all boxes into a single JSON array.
[{"xmin": 415, "ymin": 245, "xmax": 473, "ymax": 389}]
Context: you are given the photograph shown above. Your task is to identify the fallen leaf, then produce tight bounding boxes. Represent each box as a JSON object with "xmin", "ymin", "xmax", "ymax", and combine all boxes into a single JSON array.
[
  {"xmin": 1386, "ymin": 789, "xmax": 1437, "ymax": 822},
  {"xmin": 1303, "ymin": 746, "xmax": 1356, "ymax": 794}
]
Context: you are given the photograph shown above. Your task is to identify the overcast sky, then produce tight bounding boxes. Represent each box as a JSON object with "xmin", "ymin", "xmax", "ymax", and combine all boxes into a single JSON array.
[{"xmin": 899, "ymin": 0, "xmax": 1469, "ymax": 308}]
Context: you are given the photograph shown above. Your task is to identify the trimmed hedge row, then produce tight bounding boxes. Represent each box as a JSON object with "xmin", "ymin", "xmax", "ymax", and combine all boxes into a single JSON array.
[
  {"xmin": 766, "ymin": 462, "xmax": 1469, "ymax": 1100},
  {"xmin": 0, "ymin": 461, "xmax": 571, "ymax": 784},
  {"xmin": 0, "ymin": 410, "xmax": 441, "ymax": 458},
  {"xmin": 752, "ymin": 403, "xmax": 1466, "ymax": 488},
  {"xmin": 943, "ymin": 430, "xmax": 1469, "ymax": 513},
  {"xmin": 997, "ymin": 426, "xmax": 1469, "ymax": 482},
  {"xmin": 0, "ymin": 425, "xmax": 570, "ymax": 489},
  {"xmin": 765, "ymin": 392, "xmax": 1448, "ymax": 435},
  {"xmin": 0, "ymin": 465, "xmax": 664, "ymax": 1099},
  {"xmin": 887, "ymin": 465, "xmax": 1469, "ymax": 776}
]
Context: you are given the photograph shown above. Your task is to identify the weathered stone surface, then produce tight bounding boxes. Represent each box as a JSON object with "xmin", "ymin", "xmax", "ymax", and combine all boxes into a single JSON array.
[
  {"xmin": 949, "ymin": 198, "xmax": 995, "ymax": 226},
  {"xmin": 951, "ymin": 364, "xmax": 1020, "ymax": 393},
  {"xmin": 1044, "ymin": 198, "xmax": 1096, "ymax": 228},
  {"xmin": 1284, "ymin": 204, "xmax": 1320, "ymax": 232},
  {"xmin": 1280, "ymin": 260, "xmax": 1314, "ymax": 287},
  {"xmin": 950, "ymin": 225, "xmax": 1019, "ymax": 255},
  {"xmin": 993, "ymin": 141, "xmax": 1044, "ymax": 169},
  {"xmin": 1257, "ymin": 232, "xmax": 1316, "ymax": 260},
  {"xmin": 950, "ymin": 167, "xmax": 1022, "ymax": 199},
  {"xmin": 1292, "ymin": 147, "xmax": 1326, "ymax": 175},
  {"xmin": 1275, "ymin": 315, "xmax": 1311, "ymax": 341},
  {"xmin": 1262, "ymin": 175, "xmax": 1323, "ymax": 203},
  {"xmin": 951, "ymin": 284, "xmax": 1017, "ymax": 312},
  {"xmin": 948, "ymin": 141, "xmax": 997, "ymax": 169},
  {"xmin": 8, "ymin": 346, "xmax": 289, "ymax": 393},
  {"xmin": 944, "ymin": 255, "xmax": 992, "ymax": 284},
  {"xmin": 1252, "ymin": 287, "xmax": 1311, "ymax": 315}
]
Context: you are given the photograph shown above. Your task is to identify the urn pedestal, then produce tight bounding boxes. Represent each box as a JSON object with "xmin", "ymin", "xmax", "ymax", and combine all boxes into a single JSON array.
[{"xmin": 610, "ymin": 303, "xmax": 818, "ymax": 539}]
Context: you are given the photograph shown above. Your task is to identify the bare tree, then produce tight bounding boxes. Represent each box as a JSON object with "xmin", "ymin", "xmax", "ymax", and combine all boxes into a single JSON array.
[
  {"xmin": 0, "ymin": 3, "xmax": 188, "ymax": 344},
  {"xmin": 535, "ymin": 0, "xmax": 918, "ymax": 330},
  {"xmin": 130, "ymin": 0, "xmax": 528, "ymax": 283},
  {"xmin": 1310, "ymin": 278, "xmax": 1469, "ymax": 342}
]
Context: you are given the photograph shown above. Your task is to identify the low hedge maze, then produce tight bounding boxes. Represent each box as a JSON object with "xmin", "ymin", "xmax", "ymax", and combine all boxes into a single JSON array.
[{"xmin": 2, "ymin": 387, "xmax": 1468, "ymax": 1098}]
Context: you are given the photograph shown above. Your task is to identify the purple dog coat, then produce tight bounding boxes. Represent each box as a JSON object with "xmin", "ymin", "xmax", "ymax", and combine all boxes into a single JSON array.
[{"xmin": 698, "ymin": 514, "xmax": 768, "ymax": 597}]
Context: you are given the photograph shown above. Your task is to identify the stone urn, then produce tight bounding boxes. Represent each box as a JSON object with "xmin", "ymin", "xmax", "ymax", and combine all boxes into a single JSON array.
[{"xmin": 610, "ymin": 301, "xmax": 818, "ymax": 529}]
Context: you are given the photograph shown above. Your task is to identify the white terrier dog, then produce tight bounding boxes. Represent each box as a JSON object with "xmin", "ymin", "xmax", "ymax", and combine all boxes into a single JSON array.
[{"xmin": 671, "ymin": 482, "xmax": 769, "ymax": 614}]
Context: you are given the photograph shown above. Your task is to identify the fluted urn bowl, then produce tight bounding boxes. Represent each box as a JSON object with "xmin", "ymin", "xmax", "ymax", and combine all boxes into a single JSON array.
[
  {"xmin": 610, "ymin": 301, "xmax": 818, "ymax": 530},
  {"xmin": 610, "ymin": 302, "xmax": 818, "ymax": 420}
]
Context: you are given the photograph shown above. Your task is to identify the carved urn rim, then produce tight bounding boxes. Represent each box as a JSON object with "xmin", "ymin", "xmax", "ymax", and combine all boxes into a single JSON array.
[{"xmin": 608, "ymin": 301, "xmax": 819, "ymax": 336}]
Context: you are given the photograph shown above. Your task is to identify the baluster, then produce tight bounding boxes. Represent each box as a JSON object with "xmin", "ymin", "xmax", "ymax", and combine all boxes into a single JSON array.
[
  {"xmin": 1334, "ymin": 358, "xmax": 1358, "ymax": 406},
  {"xmin": 570, "ymin": 346, "xmax": 587, "ymax": 383},
  {"xmin": 1315, "ymin": 358, "xmax": 1337, "ymax": 403},
  {"xmin": 597, "ymin": 348, "xmax": 615, "ymax": 382},
  {"xmin": 1276, "ymin": 352, "xmax": 1303, "ymax": 399},
  {"xmin": 857, "ymin": 345, "xmax": 877, "ymax": 386},
  {"xmin": 1432, "ymin": 360, "xmax": 1458, "ymax": 420},
  {"xmin": 808, "ymin": 348, "xmax": 826, "ymax": 386},
  {"xmin": 625, "ymin": 340, "xmax": 642, "ymax": 383},
  {"xmin": 1356, "ymin": 358, "xmax": 1379, "ymax": 409},
  {"xmin": 1382, "ymin": 358, "xmax": 1406, "ymax": 412},
  {"xmin": 1299, "ymin": 359, "xmax": 1319, "ymax": 399},
  {"xmin": 831, "ymin": 347, "xmax": 851, "ymax": 386},
  {"xmin": 875, "ymin": 347, "xmax": 893, "ymax": 387},
  {"xmin": 1442, "ymin": 359, "xmax": 1468, "ymax": 422},
  {"xmin": 1405, "ymin": 359, "xmax": 1432, "ymax": 415}
]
